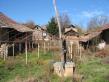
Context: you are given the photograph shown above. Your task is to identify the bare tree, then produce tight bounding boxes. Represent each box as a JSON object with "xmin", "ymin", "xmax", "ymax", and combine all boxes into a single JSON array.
[
  {"xmin": 87, "ymin": 15, "xmax": 109, "ymax": 32},
  {"xmin": 75, "ymin": 25, "xmax": 84, "ymax": 35},
  {"xmin": 23, "ymin": 21, "xmax": 36, "ymax": 29},
  {"xmin": 60, "ymin": 13, "xmax": 71, "ymax": 33}
]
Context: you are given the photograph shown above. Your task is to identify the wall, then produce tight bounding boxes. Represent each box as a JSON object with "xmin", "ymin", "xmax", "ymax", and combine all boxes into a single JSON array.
[{"xmin": 0, "ymin": 28, "xmax": 9, "ymax": 42}]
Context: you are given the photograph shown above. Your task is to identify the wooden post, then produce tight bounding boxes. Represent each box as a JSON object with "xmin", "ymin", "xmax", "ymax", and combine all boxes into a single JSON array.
[
  {"xmin": 29, "ymin": 42, "xmax": 31, "ymax": 50},
  {"xmin": 38, "ymin": 43, "xmax": 39, "ymax": 58},
  {"xmin": 3, "ymin": 44, "xmax": 7, "ymax": 61},
  {"xmin": 87, "ymin": 41, "xmax": 89, "ymax": 50},
  {"xmin": 71, "ymin": 42, "xmax": 73, "ymax": 59},
  {"xmin": 1, "ymin": 44, "xmax": 6, "ymax": 61},
  {"xmin": 3, "ymin": 49, "xmax": 6, "ymax": 61},
  {"xmin": 77, "ymin": 42, "xmax": 79, "ymax": 57},
  {"xmin": 25, "ymin": 41, "xmax": 28, "ymax": 64},
  {"xmin": 12, "ymin": 43, "xmax": 15, "ymax": 58},
  {"xmin": 79, "ymin": 44, "xmax": 82, "ymax": 60},
  {"xmin": 48, "ymin": 42, "xmax": 50, "ymax": 51},
  {"xmin": 32, "ymin": 42, "xmax": 34, "ymax": 49},
  {"xmin": 44, "ymin": 41, "xmax": 46, "ymax": 54},
  {"xmin": 49, "ymin": 40, "xmax": 51, "ymax": 51},
  {"xmin": 19, "ymin": 43, "xmax": 22, "ymax": 53}
]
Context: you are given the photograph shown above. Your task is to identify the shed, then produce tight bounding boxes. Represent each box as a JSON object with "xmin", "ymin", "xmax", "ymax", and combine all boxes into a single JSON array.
[{"xmin": 0, "ymin": 12, "xmax": 33, "ymax": 56}]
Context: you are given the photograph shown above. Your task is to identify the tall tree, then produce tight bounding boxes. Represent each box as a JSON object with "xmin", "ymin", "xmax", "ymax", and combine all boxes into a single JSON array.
[
  {"xmin": 87, "ymin": 15, "xmax": 109, "ymax": 32},
  {"xmin": 47, "ymin": 17, "xmax": 59, "ymax": 36}
]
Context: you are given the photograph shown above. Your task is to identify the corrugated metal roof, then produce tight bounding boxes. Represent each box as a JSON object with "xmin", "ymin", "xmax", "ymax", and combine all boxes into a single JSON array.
[{"xmin": 0, "ymin": 12, "xmax": 33, "ymax": 32}]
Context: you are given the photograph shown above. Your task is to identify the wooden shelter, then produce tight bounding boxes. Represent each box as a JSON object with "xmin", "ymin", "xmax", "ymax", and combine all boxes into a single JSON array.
[
  {"xmin": 79, "ymin": 24, "xmax": 109, "ymax": 49},
  {"xmin": 32, "ymin": 26, "xmax": 52, "ymax": 42},
  {"xmin": 63, "ymin": 25, "xmax": 81, "ymax": 60},
  {"xmin": 64, "ymin": 25, "xmax": 79, "ymax": 36},
  {"xmin": 32, "ymin": 25, "xmax": 58, "ymax": 43},
  {"xmin": 0, "ymin": 12, "xmax": 33, "ymax": 56}
]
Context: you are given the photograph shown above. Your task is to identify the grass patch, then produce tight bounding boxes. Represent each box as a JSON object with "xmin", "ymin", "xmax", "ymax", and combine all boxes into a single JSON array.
[
  {"xmin": 0, "ymin": 50, "xmax": 60, "ymax": 82},
  {"xmin": 77, "ymin": 57, "xmax": 109, "ymax": 82},
  {"xmin": 0, "ymin": 50, "xmax": 109, "ymax": 82}
]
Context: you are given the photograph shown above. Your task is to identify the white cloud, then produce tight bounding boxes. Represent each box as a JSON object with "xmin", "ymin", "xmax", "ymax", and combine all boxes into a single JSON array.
[{"xmin": 81, "ymin": 10, "xmax": 104, "ymax": 18}]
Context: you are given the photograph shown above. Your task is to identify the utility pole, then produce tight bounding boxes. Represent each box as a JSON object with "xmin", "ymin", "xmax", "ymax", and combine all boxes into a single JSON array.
[
  {"xmin": 53, "ymin": 0, "xmax": 62, "ymax": 39},
  {"xmin": 53, "ymin": 0, "xmax": 64, "ymax": 81},
  {"xmin": 53, "ymin": 0, "xmax": 63, "ymax": 61},
  {"xmin": 53, "ymin": 1, "xmax": 76, "ymax": 81}
]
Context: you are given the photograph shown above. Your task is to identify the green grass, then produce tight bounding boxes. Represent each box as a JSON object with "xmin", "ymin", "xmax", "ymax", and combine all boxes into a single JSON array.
[
  {"xmin": 0, "ymin": 50, "xmax": 61, "ymax": 82},
  {"xmin": 77, "ymin": 57, "xmax": 109, "ymax": 82},
  {"xmin": 0, "ymin": 50, "xmax": 109, "ymax": 82}
]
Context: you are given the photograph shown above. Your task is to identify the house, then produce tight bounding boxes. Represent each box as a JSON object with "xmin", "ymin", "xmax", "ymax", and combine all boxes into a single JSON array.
[
  {"xmin": 63, "ymin": 25, "xmax": 81, "ymax": 59},
  {"xmin": 63, "ymin": 25, "xmax": 79, "ymax": 43},
  {"xmin": 32, "ymin": 25, "xmax": 58, "ymax": 43},
  {"xmin": 0, "ymin": 12, "xmax": 33, "ymax": 56},
  {"xmin": 64, "ymin": 25, "xmax": 78, "ymax": 36},
  {"xmin": 79, "ymin": 24, "xmax": 109, "ymax": 49}
]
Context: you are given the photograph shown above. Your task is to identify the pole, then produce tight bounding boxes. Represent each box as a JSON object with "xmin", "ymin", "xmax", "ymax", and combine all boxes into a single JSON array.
[
  {"xmin": 25, "ymin": 41, "xmax": 28, "ymax": 64},
  {"xmin": 53, "ymin": 0, "xmax": 64, "ymax": 81},
  {"xmin": 44, "ymin": 41, "xmax": 46, "ymax": 54},
  {"xmin": 48, "ymin": 42, "xmax": 50, "ymax": 51},
  {"xmin": 38, "ymin": 43, "xmax": 39, "ymax": 58},
  {"xmin": 53, "ymin": 0, "xmax": 62, "ymax": 39},
  {"xmin": 71, "ymin": 42, "xmax": 73, "ymax": 59},
  {"xmin": 53, "ymin": 0, "xmax": 63, "ymax": 62},
  {"xmin": 25, "ymin": 33, "xmax": 28, "ymax": 64},
  {"xmin": 32, "ymin": 41, "xmax": 34, "ymax": 49}
]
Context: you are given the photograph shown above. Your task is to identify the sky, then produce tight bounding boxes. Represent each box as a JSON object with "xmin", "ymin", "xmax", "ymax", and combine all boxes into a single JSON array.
[{"xmin": 0, "ymin": 0, "xmax": 109, "ymax": 29}]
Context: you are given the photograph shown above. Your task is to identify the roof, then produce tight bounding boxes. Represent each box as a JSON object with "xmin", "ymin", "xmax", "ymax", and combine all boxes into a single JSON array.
[
  {"xmin": 80, "ymin": 24, "xmax": 109, "ymax": 42},
  {"xmin": 79, "ymin": 31, "xmax": 101, "ymax": 42},
  {"xmin": 64, "ymin": 28, "xmax": 78, "ymax": 33},
  {"xmin": 100, "ymin": 24, "xmax": 109, "ymax": 31},
  {"xmin": 0, "ymin": 12, "xmax": 33, "ymax": 32}
]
